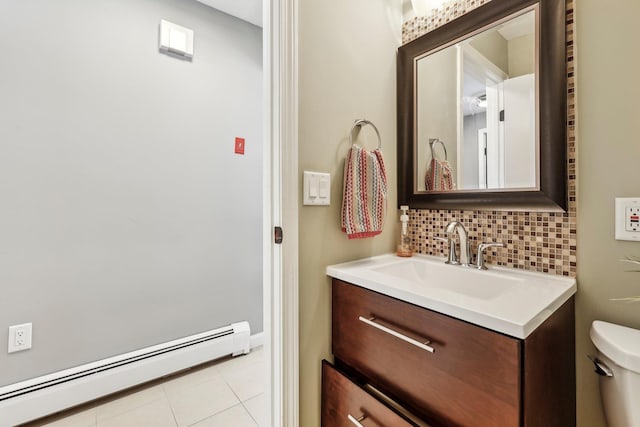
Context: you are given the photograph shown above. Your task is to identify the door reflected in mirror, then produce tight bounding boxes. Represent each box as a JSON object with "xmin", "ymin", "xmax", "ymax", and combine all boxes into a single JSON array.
[{"xmin": 415, "ymin": 8, "xmax": 538, "ymax": 193}]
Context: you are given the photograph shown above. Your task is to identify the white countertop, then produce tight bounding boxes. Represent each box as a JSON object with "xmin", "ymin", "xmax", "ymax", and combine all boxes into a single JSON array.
[{"xmin": 326, "ymin": 253, "xmax": 576, "ymax": 339}]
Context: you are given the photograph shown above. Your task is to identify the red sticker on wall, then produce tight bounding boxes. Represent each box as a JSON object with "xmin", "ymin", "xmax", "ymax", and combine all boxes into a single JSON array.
[{"xmin": 235, "ymin": 137, "xmax": 245, "ymax": 155}]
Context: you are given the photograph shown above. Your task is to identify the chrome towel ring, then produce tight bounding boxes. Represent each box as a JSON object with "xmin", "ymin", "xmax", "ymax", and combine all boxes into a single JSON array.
[
  {"xmin": 429, "ymin": 138, "xmax": 448, "ymax": 161},
  {"xmin": 349, "ymin": 119, "xmax": 382, "ymax": 151}
]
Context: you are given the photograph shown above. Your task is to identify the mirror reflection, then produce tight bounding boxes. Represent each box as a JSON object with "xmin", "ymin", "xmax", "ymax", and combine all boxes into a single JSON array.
[{"xmin": 415, "ymin": 8, "xmax": 537, "ymax": 192}]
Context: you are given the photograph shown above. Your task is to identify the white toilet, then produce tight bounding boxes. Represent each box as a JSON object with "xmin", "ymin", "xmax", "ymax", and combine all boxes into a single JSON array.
[{"xmin": 590, "ymin": 320, "xmax": 640, "ymax": 427}]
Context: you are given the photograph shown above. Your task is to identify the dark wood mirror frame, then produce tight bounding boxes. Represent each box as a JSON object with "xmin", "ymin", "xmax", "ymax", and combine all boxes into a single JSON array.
[{"xmin": 397, "ymin": 0, "xmax": 567, "ymax": 211}]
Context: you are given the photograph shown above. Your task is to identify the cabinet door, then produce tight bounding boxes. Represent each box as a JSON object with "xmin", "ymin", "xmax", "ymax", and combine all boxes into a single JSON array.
[
  {"xmin": 332, "ymin": 279, "xmax": 521, "ymax": 427},
  {"xmin": 322, "ymin": 361, "xmax": 417, "ymax": 427}
]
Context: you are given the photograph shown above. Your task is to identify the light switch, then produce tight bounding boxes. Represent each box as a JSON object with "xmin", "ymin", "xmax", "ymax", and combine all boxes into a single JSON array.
[
  {"xmin": 319, "ymin": 176, "xmax": 330, "ymax": 198},
  {"xmin": 309, "ymin": 175, "xmax": 319, "ymax": 198},
  {"xmin": 615, "ymin": 198, "xmax": 640, "ymax": 241},
  {"xmin": 303, "ymin": 171, "xmax": 330, "ymax": 206}
]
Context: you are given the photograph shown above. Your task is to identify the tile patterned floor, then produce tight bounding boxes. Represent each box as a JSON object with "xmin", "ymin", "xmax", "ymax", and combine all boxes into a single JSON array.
[{"xmin": 25, "ymin": 347, "xmax": 266, "ymax": 427}]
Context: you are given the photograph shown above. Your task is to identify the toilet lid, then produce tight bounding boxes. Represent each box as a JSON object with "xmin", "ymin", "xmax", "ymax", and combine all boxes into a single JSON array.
[{"xmin": 591, "ymin": 320, "xmax": 640, "ymax": 374}]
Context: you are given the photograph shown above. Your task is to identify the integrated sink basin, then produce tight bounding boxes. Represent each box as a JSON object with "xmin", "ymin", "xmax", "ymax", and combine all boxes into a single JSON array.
[
  {"xmin": 326, "ymin": 253, "xmax": 576, "ymax": 338},
  {"xmin": 372, "ymin": 259, "xmax": 522, "ymax": 300}
]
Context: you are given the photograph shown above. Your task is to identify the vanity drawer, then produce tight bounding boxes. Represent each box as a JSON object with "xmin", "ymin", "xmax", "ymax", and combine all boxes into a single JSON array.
[
  {"xmin": 332, "ymin": 279, "xmax": 521, "ymax": 427},
  {"xmin": 322, "ymin": 360, "xmax": 418, "ymax": 427}
]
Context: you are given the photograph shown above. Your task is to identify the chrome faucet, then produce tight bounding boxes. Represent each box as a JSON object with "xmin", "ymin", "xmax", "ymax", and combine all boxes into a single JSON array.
[
  {"xmin": 475, "ymin": 242, "xmax": 505, "ymax": 269},
  {"xmin": 445, "ymin": 221, "xmax": 471, "ymax": 266}
]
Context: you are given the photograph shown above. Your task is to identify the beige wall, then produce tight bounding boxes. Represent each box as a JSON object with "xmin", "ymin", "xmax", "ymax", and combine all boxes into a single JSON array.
[
  {"xmin": 470, "ymin": 29, "xmax": 509, "ymax": 74},
  {"xmin": 508, "ymin": 33, "xmax": 534, "ymax": 77},
  {"xmin": 417, "ymin": 47, "xmax": 458, "ymax": 189},
  {"xmin": 575, "ymin": 0, "xmax": 640, "ymax": 426},
  {"xmin": 298, "ymin": 0, "xmax": 401, "ymax": 425}
]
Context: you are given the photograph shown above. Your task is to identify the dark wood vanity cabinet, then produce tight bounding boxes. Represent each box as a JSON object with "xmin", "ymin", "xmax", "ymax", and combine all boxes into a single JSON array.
[
  {"xmin": 322, "ymin": 361, "xmax": 418, "ymax": 427},
  {"xmin": 322, "ymin": 279, "xmax": 575, "ymax": 427}
]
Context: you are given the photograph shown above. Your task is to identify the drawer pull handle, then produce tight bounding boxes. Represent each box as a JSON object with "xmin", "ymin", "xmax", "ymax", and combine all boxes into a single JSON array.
[
  {"xmin": 347, "ymin": 414, "xmax": 367, "ymax": 427},
  {"xmin": 358, "ymin": 316, "xmax": 435, "ymax": 353}
]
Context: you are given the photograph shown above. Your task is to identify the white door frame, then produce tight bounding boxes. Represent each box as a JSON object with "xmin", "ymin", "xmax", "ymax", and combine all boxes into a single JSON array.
[
  {"xmin": 264, "ymin": 0, "xmax": 299, "ymax": 426},
  {"xmin": 477, "ymin": 127, "xmax": 488, "ymax": 189}
]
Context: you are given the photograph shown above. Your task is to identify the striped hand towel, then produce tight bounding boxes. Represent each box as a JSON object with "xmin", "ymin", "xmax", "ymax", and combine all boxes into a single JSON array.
[
  {"xmin": 341, "ymin": 145, "xmax": 388, "ymax": 239},
  {"xmin": 425, "ymin": 158, "xmax": 455, "ymax": 191}
]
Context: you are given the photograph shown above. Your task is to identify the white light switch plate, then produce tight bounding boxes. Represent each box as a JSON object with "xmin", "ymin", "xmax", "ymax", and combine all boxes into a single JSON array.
[
  {"xmin": 303, "ymin": 171, "xmax": 330, "ymax": 205},
  {"xmin": 615, "ymin": 198, "xmax": 640, "ymax": 241}
]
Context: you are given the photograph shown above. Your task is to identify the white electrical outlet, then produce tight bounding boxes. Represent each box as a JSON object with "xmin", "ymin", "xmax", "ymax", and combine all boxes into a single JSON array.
[
  {"xmin": 626, "ymin": 206, "xmax": 640, "ymax": 232},
  {"xmin": 615, "ymin": 198, "xmax": 640, "ymax": 241},
  {"xmin": 8, "ymin": 323, "xmax": 32, "ymax": 353}
]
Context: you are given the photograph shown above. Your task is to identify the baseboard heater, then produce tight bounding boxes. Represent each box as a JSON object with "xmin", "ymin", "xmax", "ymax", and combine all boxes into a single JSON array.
[{"xmin": 0, "ymin": 321, "xmax": 253, "ymax": 426}]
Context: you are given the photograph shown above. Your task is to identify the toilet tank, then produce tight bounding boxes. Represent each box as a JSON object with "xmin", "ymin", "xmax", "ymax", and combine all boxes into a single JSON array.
[{"xmin": 590, "ymin": 321, "xmax": 640, "ymax": 427}]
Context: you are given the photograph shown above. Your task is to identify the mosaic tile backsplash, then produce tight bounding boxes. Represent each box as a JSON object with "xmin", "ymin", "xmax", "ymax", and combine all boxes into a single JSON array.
[{"xmin": 402, "ymin": 0, "xmax": 576, "ymax": 277}]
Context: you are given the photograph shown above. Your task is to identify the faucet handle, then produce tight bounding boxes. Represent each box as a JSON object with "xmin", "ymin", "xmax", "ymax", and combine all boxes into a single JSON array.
[
  {"xmin": 475, "ymin": 242, "xmax": 505, "ymax": 270},
  {"xmin": 434, "ymin": 237, "xmax": 459, "ymax": 265}
]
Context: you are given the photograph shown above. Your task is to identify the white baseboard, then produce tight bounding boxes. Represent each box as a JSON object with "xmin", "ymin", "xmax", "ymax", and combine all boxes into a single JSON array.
[
  {"xmin": 249, "ymin": 331, "xmax": 264, "ymax": 349},
  {"xmin": 0, "ymin": 324, "xmax": 261, "ymax": 426}
]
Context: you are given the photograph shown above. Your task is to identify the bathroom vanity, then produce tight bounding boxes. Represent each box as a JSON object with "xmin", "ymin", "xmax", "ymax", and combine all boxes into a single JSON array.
[{"xmin": 323, "ymin": 254, "xmax": 576, "ymax": 427}]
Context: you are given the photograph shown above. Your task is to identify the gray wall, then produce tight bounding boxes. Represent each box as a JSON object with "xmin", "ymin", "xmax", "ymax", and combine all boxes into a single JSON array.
[
  {"xmin": 416, "ymin": 47, "xmax": 458, "ymax": 189},
  {"xmin": 0, "ymin": 0, "xmax": 262, "ymax": 386}
]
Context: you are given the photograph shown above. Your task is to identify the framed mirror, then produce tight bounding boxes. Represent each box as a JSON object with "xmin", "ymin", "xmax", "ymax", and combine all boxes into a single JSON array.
[{"xmin": 398, "ymin": 0, "xmax": 566, "ymax": 211}]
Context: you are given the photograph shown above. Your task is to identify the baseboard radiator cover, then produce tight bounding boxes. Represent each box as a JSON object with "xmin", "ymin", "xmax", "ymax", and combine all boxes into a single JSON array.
[{"xmin": 0, "ymin": 321, "xmax": 251, "ymax": 426}]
